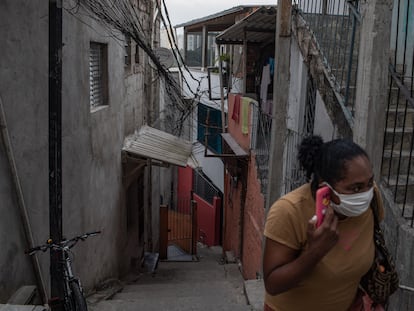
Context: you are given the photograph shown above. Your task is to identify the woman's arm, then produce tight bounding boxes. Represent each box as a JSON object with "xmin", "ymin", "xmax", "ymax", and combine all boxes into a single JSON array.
[{"xmin": 263, "ymin": 207, "xmax": 339, "ymax": 296}]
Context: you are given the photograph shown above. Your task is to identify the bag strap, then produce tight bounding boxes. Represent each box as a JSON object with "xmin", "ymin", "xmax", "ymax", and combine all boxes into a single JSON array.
[
  {"xmin": 370, "ymin": 190, "xmax": 389, "ymax": 257},
  {"xmin": 370, "ymin": 188, "xmax": 381, "ymax": 231}
]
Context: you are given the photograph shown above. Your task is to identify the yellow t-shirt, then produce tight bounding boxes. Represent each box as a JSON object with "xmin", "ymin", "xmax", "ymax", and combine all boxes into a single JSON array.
[{"xmin": 264, "ymin": 183, "xmax": 384, "ymax": 311}]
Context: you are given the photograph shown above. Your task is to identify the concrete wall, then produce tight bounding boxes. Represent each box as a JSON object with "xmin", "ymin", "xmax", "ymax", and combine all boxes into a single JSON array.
[
  {"xmin": 0, "ymin": 0, "xmax": 151, "ymax": 301},
  {"xmin": 223, "ymin": 93, "xmax": 266, "ymax": 280},
  {"xmin": 0, "ymin": 0, "xmax": 48, "ymax": 300},
  {"xmin": 286, "ymin": 39, "xmax": 307, "ymax": 133},
  {"xmin": 379, "ymin": 183, "xmax": 414, "ymax": 310},
  {"xmin": 313, "ymin": 92, "xmax": 337, "ymax": 140}
]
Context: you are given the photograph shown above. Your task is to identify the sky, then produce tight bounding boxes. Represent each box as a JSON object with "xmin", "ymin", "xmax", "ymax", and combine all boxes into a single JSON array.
[{"xmin": 163, "ymin": 0, "xmax": 276, "ymax": 27}]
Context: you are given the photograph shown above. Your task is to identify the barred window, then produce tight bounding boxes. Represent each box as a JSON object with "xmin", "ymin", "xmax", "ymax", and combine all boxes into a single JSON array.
[{"xmin": 89, "ymin": 42, "xmax": 108, "ymax": 109}]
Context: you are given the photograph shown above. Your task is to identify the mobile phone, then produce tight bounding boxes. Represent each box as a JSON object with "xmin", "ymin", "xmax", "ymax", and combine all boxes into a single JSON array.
[{"xmin": 315, "ymin": 186, "xmax": 331, "ymax": 227}]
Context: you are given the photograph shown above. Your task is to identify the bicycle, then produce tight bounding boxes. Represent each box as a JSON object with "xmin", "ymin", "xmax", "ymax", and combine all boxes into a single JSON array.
[{"xmin": 26, "ymin": 231, "xmax": 101, "ymax": 311}]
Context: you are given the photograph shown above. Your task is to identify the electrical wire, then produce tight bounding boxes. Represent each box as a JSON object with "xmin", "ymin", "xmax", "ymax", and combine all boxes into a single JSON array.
[{"xmin": 72, "ymin": 0, "xmax": 204, "ymax": 135}]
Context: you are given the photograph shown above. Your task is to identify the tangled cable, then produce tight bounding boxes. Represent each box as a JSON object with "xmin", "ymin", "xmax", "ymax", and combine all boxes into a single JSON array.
[{"xmin": 68, "ymin": 0, "xmax": 204, "ymax": 135}]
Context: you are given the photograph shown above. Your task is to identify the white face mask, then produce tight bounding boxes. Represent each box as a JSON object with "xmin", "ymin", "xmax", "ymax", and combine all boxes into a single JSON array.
[{"xmin": 325, "ymin": 183, "xmax": 374, "ymax": 217}]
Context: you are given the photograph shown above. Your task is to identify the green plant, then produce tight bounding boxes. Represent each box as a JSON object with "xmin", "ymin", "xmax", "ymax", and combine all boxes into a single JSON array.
[{"xmin": 218, "ymin": 53, "xmax": 230, "ymax": 62}]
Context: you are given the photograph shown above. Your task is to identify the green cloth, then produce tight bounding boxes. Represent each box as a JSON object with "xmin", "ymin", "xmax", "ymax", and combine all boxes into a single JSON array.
[{"xmin": 241, "ymin": 97, "xmax": 249, "ymax": 135}]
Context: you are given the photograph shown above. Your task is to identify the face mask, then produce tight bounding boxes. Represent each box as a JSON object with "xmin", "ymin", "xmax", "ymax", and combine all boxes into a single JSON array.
[{"xmin": 325, "ymin": 183, "xmax": 374, "ymax": 217}]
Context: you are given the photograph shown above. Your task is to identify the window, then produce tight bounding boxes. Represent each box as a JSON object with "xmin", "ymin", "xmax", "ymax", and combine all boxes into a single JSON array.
[
  {"xmin": 89, "ymin": 42, "xmax": 108, "ymax": 109},
  {"xmin": 125, "ymin": 35, "xmax": 132, "ymax": 67},
  {"xmin": 197, "ymin": 103, "xmax": 222, "ymax": 154}
]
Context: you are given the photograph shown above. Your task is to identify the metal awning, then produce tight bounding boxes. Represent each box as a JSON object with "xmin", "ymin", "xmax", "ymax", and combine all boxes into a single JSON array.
[
  {"xmin": 215, "ymin": 6, "xmax": 277, "ymax": 45},
  {"xmin": 203, "ymin": 133, "xmax": 249, "ymax": 158},
  {"xmin": 174, "ymin": 5, "xmax": 258, "ymax": 30},
  {"xmin": 220, "ymin": 133, "xmax": 249, "ymax": 157},
  {"xmin": 122, "ymin": 125, "xmax": 193, "ymax": 167}
]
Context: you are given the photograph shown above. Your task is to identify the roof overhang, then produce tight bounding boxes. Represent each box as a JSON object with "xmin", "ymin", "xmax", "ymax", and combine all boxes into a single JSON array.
[
  {"xmin": 175, "ymin": 6, "xmax": 259, "ymax": 31},
  {"xmin": 215, "ymin": 6, "xmax": 277, "ymax": 45},
  {"xmin": 122, "ymin": 125, "xmax": 193, "ymax": 167},
  {"xmin": 203, "ymin": 133, "xmax": 249, "ymax": 159}
]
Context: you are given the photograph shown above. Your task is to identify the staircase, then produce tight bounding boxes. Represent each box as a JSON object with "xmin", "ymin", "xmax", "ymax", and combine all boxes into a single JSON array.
[{"xmin": 381, "ymin": 82, "xmax": 414, "ymax": 225}]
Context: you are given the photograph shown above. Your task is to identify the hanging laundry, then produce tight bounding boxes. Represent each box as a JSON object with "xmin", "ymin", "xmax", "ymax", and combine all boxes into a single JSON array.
[
  {"xmin": 269, "ymin": 57, "xmax": 275, "ymax": 76},
  {"xmin": 241, "ymin": 97, "xmax": 250, "ymax": 135},
  {"xmin": 260, "ymin": 64, "xmax": 271, "ymax": 108},
  {"xmin": 232, "ymin": 94, "xmax": 241, "ymax": 123}
]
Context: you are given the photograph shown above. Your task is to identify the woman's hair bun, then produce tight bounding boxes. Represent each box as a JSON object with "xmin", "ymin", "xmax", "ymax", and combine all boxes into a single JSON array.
[{"xmin": 298, "ymin": 135, "xmax": 324, "ymax": 179}]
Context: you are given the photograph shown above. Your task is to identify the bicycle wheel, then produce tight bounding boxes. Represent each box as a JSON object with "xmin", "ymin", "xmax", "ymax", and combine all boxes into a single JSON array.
[{"xmin": 69, "ymin": 281, "xmax": 88, "ymax": 311}]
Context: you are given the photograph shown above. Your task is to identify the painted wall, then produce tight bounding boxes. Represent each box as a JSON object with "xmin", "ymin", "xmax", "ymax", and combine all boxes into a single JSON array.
[
  {"xmin": 193, "ymin": 194, "xmax": 221, "ymax": 246},
  {"xmin": 287, "ymin": 39, "xmax": 307, "ymax": 132},
  {"xmin": 192, "ymin": 142, "xmax": 224, "ymax": 193},
  {"xmin": 223, "ymin": 173, "xmax": 243, "ymax": 257},
  {"xmin": 241, "ymin": 154, "xmax": 266, "ymax": 280},
  {"xmin": 223, "ymin": 92, "xmax": 266, "ymax": 280},
  {"xmin": 181, "ymin": 69, "xmax": 228, "ymax": 112},
  {"xmin": 0, "ymin": 0, "xmax": 152, "ymax": 301}
]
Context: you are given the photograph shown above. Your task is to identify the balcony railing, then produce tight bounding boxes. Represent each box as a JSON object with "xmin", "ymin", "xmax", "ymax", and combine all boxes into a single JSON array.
[
  {"xmin": 382, "ymin": 0, "xmax": 414, "ymax": 227},
  {"xmin": 250, "ymin": 102, "xmax": 272, "ymax": 197},
  {"xmin": 294, "ymin": 0, "xmax": 360, "ymax": 119}
]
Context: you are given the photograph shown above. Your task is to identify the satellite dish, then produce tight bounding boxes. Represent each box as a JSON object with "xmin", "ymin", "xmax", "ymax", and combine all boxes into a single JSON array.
[{"xmin": 154, "ymin": 47, "xmax": 175, "ymax": 68}]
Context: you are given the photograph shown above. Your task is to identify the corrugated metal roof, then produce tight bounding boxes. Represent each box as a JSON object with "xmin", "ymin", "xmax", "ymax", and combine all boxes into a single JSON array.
[
  {"xmin": 215, "ymin": 6, "xmax": 277, "ymax": 45},
  {"xmin": 122, "ymin": 125, "xmax": 192, "ymax": 167},
  {"xmin": 174, "ymin": 5, "xmax": 257, "ymax": 28}
]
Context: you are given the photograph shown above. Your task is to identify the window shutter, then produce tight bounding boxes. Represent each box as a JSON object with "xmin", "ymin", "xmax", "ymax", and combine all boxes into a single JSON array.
[{"xmin": 89, "ymin": 43, "xmax": 104, "ymax": 108}]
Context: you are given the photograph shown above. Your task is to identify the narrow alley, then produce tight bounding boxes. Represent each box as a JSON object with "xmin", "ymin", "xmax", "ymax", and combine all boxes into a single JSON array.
[{"xmin": 87, "ymin": 245, "xmax": 263, "ymax": 311}]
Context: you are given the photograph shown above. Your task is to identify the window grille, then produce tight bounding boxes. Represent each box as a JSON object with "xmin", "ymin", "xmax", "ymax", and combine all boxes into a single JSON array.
[{"xmin": 89, "ymin": 42, "xmax": 108, "ymax": 109}]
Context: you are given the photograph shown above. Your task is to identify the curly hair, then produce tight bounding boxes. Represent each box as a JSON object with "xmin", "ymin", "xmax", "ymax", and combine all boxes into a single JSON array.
[{"xmin": 298, "ymin": 135, "xmax": 369, "ymax": 194}]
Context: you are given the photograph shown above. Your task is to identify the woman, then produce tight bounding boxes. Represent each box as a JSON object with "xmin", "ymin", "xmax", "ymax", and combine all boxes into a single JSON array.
[{"xmin": 263, "ymin": 136, "xmax": 384, "ymax": 311}]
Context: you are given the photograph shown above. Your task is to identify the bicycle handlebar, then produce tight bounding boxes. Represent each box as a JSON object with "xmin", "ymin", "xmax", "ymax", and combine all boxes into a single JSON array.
[{"xmin": 26, "ymin": 231, "xmax": 101, "ymax": 255}]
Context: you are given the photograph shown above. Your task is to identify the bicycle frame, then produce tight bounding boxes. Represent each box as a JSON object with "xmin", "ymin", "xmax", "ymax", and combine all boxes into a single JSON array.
[
  {"xmin": 27, "ymin": 231, "xmax": 100, "ymax": 311},
  {"xmin": 62, "ymin": 247, "xmax": 81, "ymax": 309}
]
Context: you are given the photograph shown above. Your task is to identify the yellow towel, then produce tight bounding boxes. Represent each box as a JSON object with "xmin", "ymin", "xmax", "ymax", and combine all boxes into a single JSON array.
[{"xmin": 241, "ymin": 97, "xmax": 250, "ymax": 135}]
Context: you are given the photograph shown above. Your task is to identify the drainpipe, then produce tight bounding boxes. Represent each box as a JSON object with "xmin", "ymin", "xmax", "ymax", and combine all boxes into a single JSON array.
[
  {"xmin": 0, "ymin": 95, "xmax": 47, "ymax": 305},
  {"xmin": 49, "ymin": 1, "xmax": 65, "ymax": 309}
]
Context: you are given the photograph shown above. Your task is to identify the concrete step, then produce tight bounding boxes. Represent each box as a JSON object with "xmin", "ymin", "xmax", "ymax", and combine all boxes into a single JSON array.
[
  {"xmin": 89, "ymin": 299, "xmax": 252, "ymax": 311},
  {"xmin": 397, "ymin": 203, "xmax": 414, "ymax": 221},
  {"xmin": 115, "ymin": 280, "xmax": 244, "ymax": 298},
  {"xmin": 383, "ymin": 174, "xmax": 414, "ymax": 203},
  {"xmin": 384, "ymin": 127, "xmax": 413, "ymax": 150},
  {"xmin": 386, "ymin": 106, "xmax": 414, "ymax": 128},
  {"xmin": 382, "ymin": 149, "xmax": 414, "ymax": 177},
  {"xmin": 0, "ymin": 305, "xmax": 47, "ymax": 311},
  {"xmin": 388, "ymin": 85, "xmax": 413, "ymax": 107}
]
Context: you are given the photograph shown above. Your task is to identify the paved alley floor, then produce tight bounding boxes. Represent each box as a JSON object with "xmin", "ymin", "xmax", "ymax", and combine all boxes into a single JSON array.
[{"xmin": 87, "ymin": 245, "xmax": 258, "ymax": 311}]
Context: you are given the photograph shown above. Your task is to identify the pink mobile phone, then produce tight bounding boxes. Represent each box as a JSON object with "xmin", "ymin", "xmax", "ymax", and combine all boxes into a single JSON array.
[{"xmin": 315, "ymin": 186, "xmax": 331, "ymax": 227}]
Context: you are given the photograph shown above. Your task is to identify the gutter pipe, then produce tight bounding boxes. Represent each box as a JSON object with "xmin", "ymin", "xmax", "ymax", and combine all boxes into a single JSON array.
[{"xmin": 0, "ymin": 94, "xmax": 48, "ymax": 304}]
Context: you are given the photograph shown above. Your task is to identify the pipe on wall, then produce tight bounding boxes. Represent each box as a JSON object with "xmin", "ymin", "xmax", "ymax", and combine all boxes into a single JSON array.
[{"xmin": 0, "ymin": 94, "xmax": 48, "ymax": 304}]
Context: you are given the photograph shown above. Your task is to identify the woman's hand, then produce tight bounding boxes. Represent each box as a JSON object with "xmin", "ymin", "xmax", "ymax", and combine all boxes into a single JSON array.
[
  {"xmin": 263, "ymin": 207, "xmax": 339, "ymax": 296},
  {"xmin": 305, "ymin": 206, "xmax": 339, "ymax": 259}
]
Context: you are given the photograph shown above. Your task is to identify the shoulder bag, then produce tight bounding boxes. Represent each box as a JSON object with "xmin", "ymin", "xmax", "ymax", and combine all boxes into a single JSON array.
[{"xmin": 359, "ymin": 196, "xmax": 399, "ymax": 305}]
